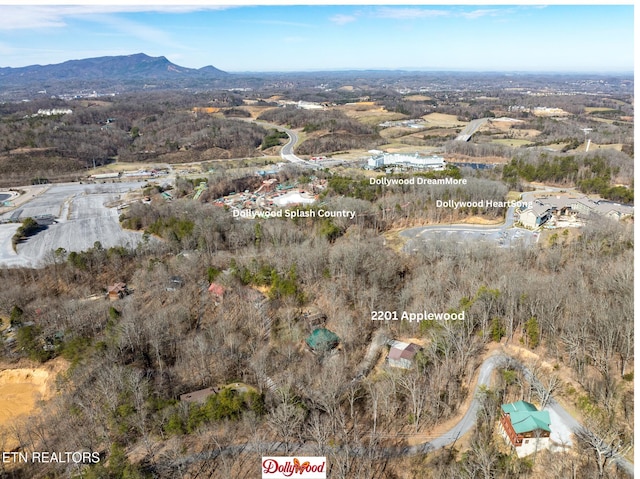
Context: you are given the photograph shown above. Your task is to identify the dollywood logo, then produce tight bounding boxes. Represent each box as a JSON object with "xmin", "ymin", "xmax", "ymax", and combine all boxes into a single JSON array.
[{"xmin": 262, "ymin": 456, "xmax": 326, "ymax": 478}]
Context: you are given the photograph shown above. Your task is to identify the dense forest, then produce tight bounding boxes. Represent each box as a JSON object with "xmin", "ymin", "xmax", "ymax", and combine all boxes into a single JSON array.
[
  {"xmin": 0, "ymin": 168, "xmax": 633, "ymax": 478},
  {"xmin": 502, "ymin": 153, "xmax": 634, "ymax": 202},
  {"xmin": 257, "ymin": 106, "xmax": 384, "ymax": 155}
]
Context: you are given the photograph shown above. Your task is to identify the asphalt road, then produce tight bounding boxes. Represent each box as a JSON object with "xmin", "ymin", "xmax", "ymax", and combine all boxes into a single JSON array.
[
  {"xmin": 409, "ymin": 354, "xmax": 504, "ymax": 453},
  {"xmin": 279, "ymin": 126, "xmax": 318, "ymax": 169},
  {"xmin": 279, "ymin": 126, "xmax": 301, "ymax": 162},
  {"xmin": 455, "ymin": 118, "xmax": 490, "ymax": 141}
]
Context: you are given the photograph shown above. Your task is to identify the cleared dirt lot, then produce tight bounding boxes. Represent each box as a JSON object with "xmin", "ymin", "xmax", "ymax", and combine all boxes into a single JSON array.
[
  {"xmin": 0, "ymin": 359, "xmax": 67, "ymax": 449},
  {"xmin": 0, "ymin": 181, "xmax": 147, "ymax": 268},
  {"xmin": 0, "ymin": 368, "xmax": 50, "ymax": 427}
]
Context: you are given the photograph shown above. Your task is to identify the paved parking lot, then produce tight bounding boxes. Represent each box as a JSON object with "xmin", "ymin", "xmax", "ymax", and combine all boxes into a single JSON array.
[
  {"xmin": 414, "ymin": 227, "xmax": 537, "ymax": 248},
  {"xmin": 0, "ymin": 181, "xmax": 147, "ymax": 268}
]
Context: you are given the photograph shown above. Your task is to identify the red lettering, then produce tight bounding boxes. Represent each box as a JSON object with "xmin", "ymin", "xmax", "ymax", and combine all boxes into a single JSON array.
[{"xmin": 263, "ymin": 458, "xmax": 278, "ymax": 473}]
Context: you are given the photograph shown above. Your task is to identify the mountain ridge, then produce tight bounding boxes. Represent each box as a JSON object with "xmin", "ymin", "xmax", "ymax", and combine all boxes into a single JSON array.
[
  {"xmin": 0, "ymin": 53, "xmax": 227, "ymax": 79},
  {"xmin": 0, "ymin": 53, "xmax": 229, "ymax": 97}
]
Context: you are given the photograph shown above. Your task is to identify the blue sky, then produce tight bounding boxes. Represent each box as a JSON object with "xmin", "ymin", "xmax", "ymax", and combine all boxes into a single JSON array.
[{"xmin": 0, "ymin": 4, "xmax": 634, "ymax": 73}]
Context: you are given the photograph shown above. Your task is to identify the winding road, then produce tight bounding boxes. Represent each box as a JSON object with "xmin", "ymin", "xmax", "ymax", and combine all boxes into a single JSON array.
[
  {"xmin": 278, "ymin": 125, "xmax": 325, "ymax": 171},
  {"xmin": 252, "ymin": 119, "xmax": 319, "ymax": 169},
  {"xmin": 278, "ymin": 126, "xmax": 306, "ymax": 165}
]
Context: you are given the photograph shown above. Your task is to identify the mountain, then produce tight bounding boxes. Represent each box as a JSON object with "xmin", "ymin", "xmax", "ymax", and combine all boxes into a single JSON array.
[{"xmin": 0, "ymin": 53, "xmax": 229, "ymax": 98}]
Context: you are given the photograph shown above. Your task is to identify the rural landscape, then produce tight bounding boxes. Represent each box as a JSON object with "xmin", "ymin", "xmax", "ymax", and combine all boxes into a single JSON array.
[{"xmin": 0, "ymin": 5, "xmax": 634, "ymax": 479}]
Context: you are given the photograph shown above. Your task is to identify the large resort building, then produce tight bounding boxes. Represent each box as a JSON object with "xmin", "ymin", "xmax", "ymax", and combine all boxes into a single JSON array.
[
  {"xmin": 518, "ymin": 195, "xmax": 633, "ymax": 230},
  {"xmin": 367, "ymin": 152, "xmax": 446, "ymax": 170}
]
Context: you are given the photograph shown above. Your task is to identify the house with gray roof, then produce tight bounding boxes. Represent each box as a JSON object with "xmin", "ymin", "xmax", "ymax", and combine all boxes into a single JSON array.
[
  {"xmin": 519, "ymin": 204, "xmax": 552, "ymax": 229},
  {"xmin": 594, "ymin": 202, "xmax": 634, "ymax": 221},
  {"xmin": 571, "ymin": 197, "xmax": 598, "ymax": 217},
  {"xmin": 520, "ymin": 194, "xmax": 633, "ymax": 229}
]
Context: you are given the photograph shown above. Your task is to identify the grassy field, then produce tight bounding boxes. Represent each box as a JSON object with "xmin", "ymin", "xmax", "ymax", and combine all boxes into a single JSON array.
[
  {"xmin": 575, "ymin": 142, "xmax": 624, "ymax": 152},
  {"xmin": 239, "ymin": 104, "xmax": 274, "ymax": 119},
  {"xmin": 337, "ymin": 103, "xmax": 405, "ymax": 126},
  {"xmin": 379, "ymin": 126, "xmax": 423, "ymax": 139},
  {"xmin": 584, "ymin": 107, "xmax": 618, "ymax": 114},
  {"xmin": 543, "ymin": 142, "xmax": 570, "ymax": 151},
  {"xmin": 90, "ymin": 161, "xmax": 170, "ymax": 173},
  {"xmin": 382, "ymin": 228, "xmax": 409, "ymax": 253},
  {"xmin": 404, "ymin": 94, "xmax": 432, "ymax": 101},
  {"xmin": 422, "ymin": 112, "xmax": 466, "ymax": 128},
  {"xmin": 491, "ymin": 138, "xmax": 534, "ymax": 147},
  {"xmin": 376, "ymin": 142, "xmax": 438, "ymax": 154},
  {"xmin": 485, "ymin": 120, "xmax": 540, "ymax": 136},
  {"xmin": 588, "ymin": 117, "xmax": 616, "ymax": 125},
  {"xmin": 419, "ymin": 128, "xmax": 459, "ymax": 137},
  {"xmin": 189, "ymin": 156, "xmax": 281, "ymax": 171},
  {"xmin": 506, "ymin": 190, "xmax": 523, "ymax": 202}
]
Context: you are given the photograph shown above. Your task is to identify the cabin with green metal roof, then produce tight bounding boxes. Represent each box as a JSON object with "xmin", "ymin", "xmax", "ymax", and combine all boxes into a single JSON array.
[
  {"xmin": 499, "ymin": 400, "xmax": 551, "ymax": 457},
  {"xmin": 305, "ymin": 328, "xmax": 340, "ymax": 353}
]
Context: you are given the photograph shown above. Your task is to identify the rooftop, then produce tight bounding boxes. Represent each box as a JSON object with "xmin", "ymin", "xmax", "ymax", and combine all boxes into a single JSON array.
[
  {"xmin": 502, "ymin": 400, "xmax": 551, "ymax": 434},
  {"xmin": 306, "ymin": 328, "xmax": 340, "ymax": 352},
  {"xmin": 179, "ymin": 386, "xmax": 219, "ymax": 403},
  {"xmin": 388, "ymin": 341, "xmax": 422, "ymax": 361}
]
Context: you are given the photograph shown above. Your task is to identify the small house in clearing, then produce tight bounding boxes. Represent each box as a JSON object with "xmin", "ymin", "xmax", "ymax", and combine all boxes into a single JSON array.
[
  {"xmin": 179, "ymin": 386, "xmax": 220, "ymax": 403},
  {"xmin": 386, "ymin": 340, "xmax": 423, "ymax": 369},
  {"xmin": 499, "ymin": 400, "xmax": 551, "ymax": 457},
  {"xmin": 305, "ymin": 328, "xmax": 340, "ymax": 353},
  {"xmin": 301, "ymin": 307, "xmax": 327, "ymax": 329},
  {"xmin": 107, "ymin": 283, "xmax": 129, "ymax": 301}
]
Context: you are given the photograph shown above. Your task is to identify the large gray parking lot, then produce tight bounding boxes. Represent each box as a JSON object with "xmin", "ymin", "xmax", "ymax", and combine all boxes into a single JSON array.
[
  {"xmin": 403, "ymin": 226, "xmax": 538, "ymax": 251},
  {"xmin": 0, "ymin": 182, "xmax": 147, "ymax": 268}
]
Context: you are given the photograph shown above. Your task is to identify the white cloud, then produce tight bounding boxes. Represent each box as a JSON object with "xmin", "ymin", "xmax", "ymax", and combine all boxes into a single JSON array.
[
  {"xmin": 90, "ymin": 14, "xmax": 183, "ymax": 50},
  {"xmin": 249, "ymin": 19, "xmax": 314, "ymax": 28},
  {"xmin": 1, "ymin": 6, "xmax": 69, "ymax": 30},
  {"xmin": 374, "ymin": 7, "xmax": 449, "ymax": 20},
  {"xmin": 460, "ymin": 9, "xmax": 510, "ymax": 20},
  {"xmin": 330, "ymin": 14, "xmax": 357, "ymax": 25},
  {"xmin": 0, "ymin": 5, "xmax": 231, "ymax": 31}
]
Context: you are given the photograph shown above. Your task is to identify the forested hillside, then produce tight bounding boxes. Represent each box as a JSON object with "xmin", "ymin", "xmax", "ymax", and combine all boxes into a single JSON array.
[{"xmin": 0, "ymin": 175, "xmax": 632, "ymax": 478}]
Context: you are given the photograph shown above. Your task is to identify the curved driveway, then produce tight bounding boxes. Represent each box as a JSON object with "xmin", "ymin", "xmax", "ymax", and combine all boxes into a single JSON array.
[{"xmin": 278, "ymin": 125, "xmax": 320, "ymax": 170}]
